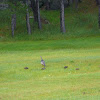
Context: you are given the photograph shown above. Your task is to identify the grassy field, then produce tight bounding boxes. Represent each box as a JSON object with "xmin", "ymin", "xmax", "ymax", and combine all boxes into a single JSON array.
[
  {"xmin": 0, "ymin": 37, "xmax": 100, "ymax": 100},
  {"xmin": 0, "ymin": 1, "xmax": 100, "ymax": 99}
]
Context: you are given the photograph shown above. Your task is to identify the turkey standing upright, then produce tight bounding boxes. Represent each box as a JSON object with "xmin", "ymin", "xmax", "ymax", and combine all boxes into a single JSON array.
[{"xmin": 40, "ymin": 56, "xmax": 46, "ymax": 68}]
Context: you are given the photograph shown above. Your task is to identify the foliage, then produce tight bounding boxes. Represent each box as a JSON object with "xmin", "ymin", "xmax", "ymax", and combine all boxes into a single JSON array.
[
  {"xmin": 0, "ymin": 0, "xmax": 100, "ymax": 41},
  {"xmin": 7, "ymin": 0, "xmax": 26, "ymax": 13},
  {"xmin": 0, "ymin": 7, "xmax": 100, "ymax": 41}
]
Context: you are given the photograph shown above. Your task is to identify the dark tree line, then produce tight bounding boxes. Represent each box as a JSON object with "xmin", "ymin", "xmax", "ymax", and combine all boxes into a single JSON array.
[
  {"xmin": 2, "ymin": 0, "xmax": 100, "ymax": 37},
  {"xmin": 96, "ymin": 0, "xmax": 100, "ymax": 28}
]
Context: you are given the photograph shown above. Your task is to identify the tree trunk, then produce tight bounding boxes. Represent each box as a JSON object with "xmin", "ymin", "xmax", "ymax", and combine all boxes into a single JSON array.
[
  {"xmin": 14, "ymin": 14, "xmax": 16, "ymax": 29},
  {"xmin": 67, "ymin": 0, "xmax": 70, "ymax": 6},
  {"xmin": 30, "ymin": 0, "xmax": 38, "ymax": 22},
  {"xmin": 99, "ymin": 5, "xmax": 100, "ymax": 28},
  {"xmin": 36, "ymin": 0, "xmax": 42, "ymax": 29},
  {"xmin": 96, "ymin": 0, "xmax": 99, "ymax": 5},
  {"xmin": 11, "ymin": 14, "xmax": 16, "ymax": 37},
  {"xmin": 45, "ymin": 0, "xmax": 50, "ymax": 10},
  {"xmin": 60, "ymin": 0, "xmax": 66, "ymax": 33},
  {"xmin": 69, "ymin": 0, "xmax": 74, "ymax": 5},
  {"xmin": 78, "ymin": 0, "xmax": 82, "ymax": 3},
  {"xmin": 26, "ymin": 0, "xmax": 31, "ymax": 35},
  {"xmin": 98, "ymin": 0, "xmax": 100, "ymax": 28},
  {"xmin": 75, "ymin": 0, "xmax": 78, "ymax": 10}
]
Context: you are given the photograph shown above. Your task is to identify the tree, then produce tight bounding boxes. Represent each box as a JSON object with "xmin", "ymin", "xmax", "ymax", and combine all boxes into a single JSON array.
[
  {"xmin": 96, "ymin": 0, "xmax": 99, "ymax": 5},
  {"xmin": 8, "ymin": 0, "xmax": 17, "ymax": 37},
  {"xmin": 45, "ymin": 0, "xmax": 50, "ymax": 10},
  {"xmin": 30, "ymin": 0, "xmax": 38, "ymax": 22},
  {"xmin": 30, "ymin": 0, "xmax": 42, "ymax": 29},
  {"xmin": 95, "ymin": 0, "xmax": 100, "ymax": 28},
  {"xmin": 78, "ymin": 0, "xmax": 82, "ymax": 3},
  {"xmin": 26, "ymin": 0, "xmax": 31, "ymax": 35},
  {"xmin": 11, "ymin": 13, "xmax": 16, "ymax": 37},
  {"xmin": 36, "ymin": 0, "xmax": 42, "ymax": 29},
  {"xmin": 69, "ymin": 0, "xmax": 74, "ymax": 5},
  {"xmin": 8, "ymin": 0, "xmax": 23, "ymax": 37},
  {"xmin": 60, "ymin": 0, "xmax": 66, "ymax": 33},
  {"xmin": 67, "ymin": 0, "xmax": 70, "ymax": 6},
  {"xmin": 98, "ymin": 0, "xmax": 100, "ymax": 28},
  {"xmin": 75, "ymin": 0, "xmax": 78, "ymax": 10}
]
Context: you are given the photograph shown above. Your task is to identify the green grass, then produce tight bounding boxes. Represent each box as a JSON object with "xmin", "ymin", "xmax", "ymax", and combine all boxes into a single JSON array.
[
  {"xmin": 0, "ymin": 36, "xmax": 100, "ymax": 51},
  {"xmin": 0, "ymin": 37, "xmax": 100, "ymax": 100},
  {"xmin": 0, "ymin": 1, "xmax": 100, "ymax": 99}
]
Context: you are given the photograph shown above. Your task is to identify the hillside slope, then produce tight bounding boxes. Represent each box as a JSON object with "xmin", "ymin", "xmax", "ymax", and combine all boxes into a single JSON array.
[{"xmin": 0, "ymin": 0, "xmax": 100, "ymax": 41}]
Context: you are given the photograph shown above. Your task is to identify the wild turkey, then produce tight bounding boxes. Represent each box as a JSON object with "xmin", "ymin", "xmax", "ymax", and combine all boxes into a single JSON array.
[
  {"xmin": 64, "ymin": 66, "xmax": 68, "ymax": 69},
  {"xmin": 40, "ymin": 56, "xmax": 46, "ymax": 67}
]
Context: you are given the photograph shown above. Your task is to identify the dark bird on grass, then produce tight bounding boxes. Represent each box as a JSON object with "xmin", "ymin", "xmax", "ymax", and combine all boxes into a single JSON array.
[
  {"xmin": 40, "ymin": 56, "xmax": 46, "ymax": 67},
  {"xmin": 24, "ymin": 67, "xmax": 28, "ymax": 69},
  {"xmin": 76, "ymin": 68, "xmax": 79, "ymax": 70},
  {"xmin": 83, "ymin": 92, "xmax": 86, "ymax": 95},
  {"xmin": 64, "ymin": 66, "xmax": 68, "ymax": 69}
]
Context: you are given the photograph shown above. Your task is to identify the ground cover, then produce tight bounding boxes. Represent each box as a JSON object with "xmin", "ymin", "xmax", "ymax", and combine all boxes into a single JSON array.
[{"xmin": 0, "ymin": 37, "xmax": 100, "ymax": 100}]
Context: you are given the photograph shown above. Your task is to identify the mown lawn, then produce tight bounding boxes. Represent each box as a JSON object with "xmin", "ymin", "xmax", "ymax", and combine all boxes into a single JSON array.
[{"xmin": 0, "ymin": 37, "xmax": 100, "ymax": 100}]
